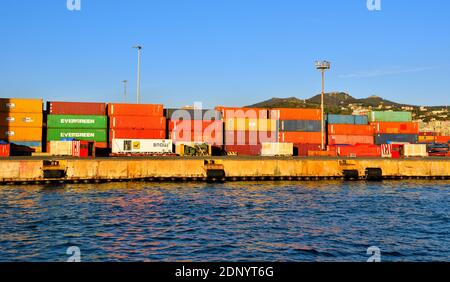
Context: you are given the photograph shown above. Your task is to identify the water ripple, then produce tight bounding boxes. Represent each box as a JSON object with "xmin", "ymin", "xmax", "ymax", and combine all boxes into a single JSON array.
[{"xmin": 0, "ymin": 180, "xmax": 449, "ymax": 262}]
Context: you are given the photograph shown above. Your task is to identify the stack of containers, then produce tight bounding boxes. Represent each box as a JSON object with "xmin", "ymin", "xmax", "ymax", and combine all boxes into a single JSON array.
[
  {"xmin": 217, "ymin": 107, "xmax": 276, "ymax": 156},
  {"xmin": 108, "ymin": 103, "xmax": 166, "ymax": 146},
  {"xmin": 46, "ymin": 101, "xmax": 108, "ymax": 151},
  {"xmin": 0, "ymin": 98, "xmax": 43, "ymax": 154},
  {"xmin": 327, "ymin": 114, "xmax": 374, "ymax": 146},
  {"xmin": 166, "ymin": 109, "xmax": 223, "ymax": 145},
  {"xmin": 271, "ymin": 108, "xmax": 322, "ymax": 156},
  {"xmin": 368, "ymin": 111, "xmax": 419, "ymax": 144}
]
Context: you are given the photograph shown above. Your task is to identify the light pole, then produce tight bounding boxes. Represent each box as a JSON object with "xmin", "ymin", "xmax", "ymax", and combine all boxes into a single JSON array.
[
  {"xmin": 315, "ymin": 60, "xmax": 331, "ymax": 151},
  {"xmin": 133, "ymin": 45, "xmax": 142, "ymax": 104},
  {"xmin": 122, "ymin": 80, "xmax": 128, "ymax": 103}
]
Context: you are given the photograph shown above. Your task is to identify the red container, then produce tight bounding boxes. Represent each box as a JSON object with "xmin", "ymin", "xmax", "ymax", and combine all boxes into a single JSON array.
[
  {"xmin": 270, "ymin": 108, "xmax": 321, "ymax": 120},
  {"xmin": 0, "ymin": 144, "xmax": 10, "ymax": 157},
  {"xmin": 224, "ymin": 145, "xmax": 262, "ymax": 156},
  {"xmin": 109, "ymin": 129, "xmax": 166, "ymax": 140},
  {"xmin": 225, "ymin": 131, "xmax": 277, "ymax": 145},
  {"xmin": 108, "ymin": 104, "xmax": 164, "ymax": 117},
  {"xmin": 216, "ymin": 107, "xmax": 268, "ymax": 119},
  {"xmin": 169, "ymin": 120, "xmax": 223, "ymax": 132},
  {"xmin": 47, "ymin": 101, "xmax": 106, "ymax": 115},
  {"xmin": 110, "ymin": 116, "xmax": 166, "ymax": 130},
  {"xmin": 328, "ymin": 124, "xmax": 374, "ymax": 136},
  {"xmin": 419, "ymin": 132, "xmax": 439, "ymax": 137},
  {"xmin": 171, "ymin": 130, "xmax": 223, "ymax": 145},
  {"xmin": 279, "ymin": 132, "xmax": 322, "ymax": 144},
  {"xmin": 436, "ymin": 136, "xmax": 450, "ymax": 143},
  {"xmin": 328, "ymin": 135, "xmax": 374, "ymax": 145},
  {"xmin": 294, "ymin": 143, "xmax": 322, "ymax": 156},
  {"xmin": 331, "ymin": 144, "xmax": 381, "ymax": 157},
  {"xmin": 370, "ymin": 122, "xmax": 419, "ymax": 134}
]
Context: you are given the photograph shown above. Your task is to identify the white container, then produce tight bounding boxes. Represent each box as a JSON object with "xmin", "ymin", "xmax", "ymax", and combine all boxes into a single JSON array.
[
  {"xmin": 112, "ymin": 139, "xmax": 173, "ymax": 154},
  {"xmin": 49, "ymin": 141, "xmax": 73, "ymax": 156},
  {"xmin": 403, "ymin": 144, "xmax": 428, "ymax": 157},
  {"xmin": 261, "ymin": 142, "xmax": 293, "ymax": 156}
]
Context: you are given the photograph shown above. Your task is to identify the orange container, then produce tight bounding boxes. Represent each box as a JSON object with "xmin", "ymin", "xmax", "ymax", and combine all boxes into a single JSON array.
[
  {"xmin": 0, "ymin": 98, "xmax": 43, "ymax": 113},
  {"xmin": 215, "ymin": 107, "xmax": 268, "ymax": 119},
  {"xmin": 108, "ymin": 104, "xmax": 164, "ymax": 117},
  {"xmin": 308, "ymin": 150, "xmax": 337, "ymax": 157},
  {"xmin": 436, "ymin": 136, "xmax": 450, "ymax": 143},
  {"xmin": 0, "ymin": 127, "xmax": 42, "ymax": 142},
  {"xmin": 370, "ymin": 122, "xmax": 419, "ymax": 134},
  {"xmin": 169, "ymin": 120, "xmax": 223, "ymax": 132},
  {"xmin": 328, "ymin": 124, "xmax": 374, "ymax": 136},
  {"xmin": 109, "ymin": 129, "xmax": 166, "ymax": 140},
  {"xmin": 279, "ymin": 132, "xmax": 322, "ymax": 144},
  {"xmin": 0, "ymin": 113, "xmax": 43, "ymax": 128},
  {"xmin": 328, "ymin": 135, "xmax": 374, "ymax": 145},
  {"xmin": 270, "ymin": 108, "xmax": 321, "ymax": 120},
  {"xmin": 110, "ymin": 116, "xmax": 166, "ymax": 130}
]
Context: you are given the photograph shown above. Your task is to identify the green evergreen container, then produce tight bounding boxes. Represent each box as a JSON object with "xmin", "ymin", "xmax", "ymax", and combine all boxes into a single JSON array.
[
  {"xmin": 47, "ymin": 115, "xmax": 107, "ymax": 129},
  {"xmin": 368, "ymin": 111, "xmax": 412, "ymax": 122},
  {"xmin": 47, "ymin": 128, "xmax": 107, "ymax": 142}
]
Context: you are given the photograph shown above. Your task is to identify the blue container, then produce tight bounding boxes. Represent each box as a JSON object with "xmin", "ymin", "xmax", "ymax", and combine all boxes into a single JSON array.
[
  {"xmin": 374, "ymin": 134, "xmax": 418, "ymax": 145},
  {"xmin": 279, "ymin": 120, "xmax": 321, "ymax": 132},
  {"xmin": 327, "ymin": 114, "xmax": 368, "ymax": 125}
]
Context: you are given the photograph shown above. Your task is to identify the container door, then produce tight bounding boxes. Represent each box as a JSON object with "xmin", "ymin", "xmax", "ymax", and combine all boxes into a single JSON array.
[
  {"xmin": 381, "ymin": 144, "xmax": 392, "ymax": 158},
  {"xmin": 72, "ymin": 141, "xmax": 80, "ymax": 157}
]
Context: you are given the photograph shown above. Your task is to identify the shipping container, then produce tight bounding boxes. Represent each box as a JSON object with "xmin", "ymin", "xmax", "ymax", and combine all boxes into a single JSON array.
[
  {"xmin": 111, "ymin": 139, "xmax": 173, "ymax": 154},
  {"xmin": 418, "ymin": 136, "xmax": 436, "ymax": 143},
  {"xmin": 72, "ymin": 141, "xmax": 95, "ymax": 157},
  {"xmin": 261, "ymin": 142, "xmax": 293, "ymax": 156},
  {"xmin": 370, "ymin": 122, "xmax": 419, "ymax": 134},
  {"xmin": 225, "ymin": 131, "xmax": 277, "ymax": 145},
  {"xmin": 326, "ymin": 114, "xmax": 368, "ymax": 125},
  {"xmin": 0, "ymin": 127, "xmax": 42, "ymax": 142},
  {"xmin": 419, "ymin": 132, "xmax": 439, "ymax": 137},
  {"xmin": 47, "ymin": 115, "xmax": 107, "ymax": 129},
  {"xmin": 108, "ymin": 103, "xmax": 164, "ymax": 117},
  {"xmin": 49, "ymin": 141, "xmax": 73, "ymax": 156},
  {"xmin": 109, "ymin": 129, "xmax": 166, "ymax": 140},
  {"xmin": 294, "ymin": 143, "xmax": 322, "ymax": 156},
  {"xmin": 403, "ymin": 144, "xmax": 428, "ymax": 157},
  {"xmin": 0, "ymin": 113, "xmax": 43, "ymax": 128},
  {"xmin": 436, "ymin": 136, "xmax": 450, "ymax": 143},
  {"xmin": 224, "ymin": 118, "xmax": 277, "ymax": 132},
  {"xmin": 47, "ymin": 101, "xmax": 106, "ymax": 115},
  {"xmin": 278, "ymin": 132, "xmax": 322, "ymax": 144},
  {"xmin": 47, "ymin": 128, "xmax": 107, "ymax": 142},
  {"xmin": 308, "ymin": 150, "xmax": 338, "ymax": 157},
  {"xmin": 279, "ymin": 120, "xmax": 321, "ymax": 132},
  {"xmin": 171, "ymin": 130, "xmax": 223, "ymax": 145},
  {"xmin": 0, "ymin": 98, "xmax": 43, "ymax": 113},
  {"xmin": 224, "ymin": 145, "xmax": 262, "ymax": 156},
  {"xmin": 270, "ymin": 108, "xmax": 321, "ymax": 120},
  {"xmin": 328, "ymin": 135, "xmax": 374, "ymax": 145},
  {"xmin": 110, "ymin": 116, "xmax": 166, "ymax": 130},
  {"xmin": 165, "ymin": 109, "xmax": 222, "ymax": 120},
  {"xmin": 374, "ymin": 134, "xmax": 418, "ymax": 145},
  {"xmin": 368, "ymin": 111, "xmax": 412, "ymax": 122},
  {"xmin": 328, "ymin": 124, "xmax": 374, "ymax": 136},
  {"xmin": 216, "ymin": 107, "xmax": 269, "ymax": 119},
  {"xmin": 332, "ymin": 144, "xmax": 381, "ymax": 157},
  {"xmin": 169, "ymin": 120, "xmax": 223, "ymax": 132},
  {"xmin": 0, "ymin": 143, "xmax": 10, "ymax": 157}
]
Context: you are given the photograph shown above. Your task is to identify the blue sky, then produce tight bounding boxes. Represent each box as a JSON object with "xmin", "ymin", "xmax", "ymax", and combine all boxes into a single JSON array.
[{"xmin": 0, "ymin": 0, "xmax": 449, "ymax": 107}]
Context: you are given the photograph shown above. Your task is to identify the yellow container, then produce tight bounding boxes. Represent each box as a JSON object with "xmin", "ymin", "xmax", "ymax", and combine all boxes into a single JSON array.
[
  {"xmin": 418, "ymin": 136, "xmax": 435, "ymax": 143},
  {"xmin": 225, "ymin": 118, "xmax": 277, "ymax": 132},
  {"xmin": 0, "ymin": 127, "xmax": 42, "ymax": 142},
  {"xmin": 0, "ymin": 113, "xmax": 43, "ymax": 127},
  {"xmin": 0, "ymin": 98, "xmax": 43, "ymax": 113}
]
